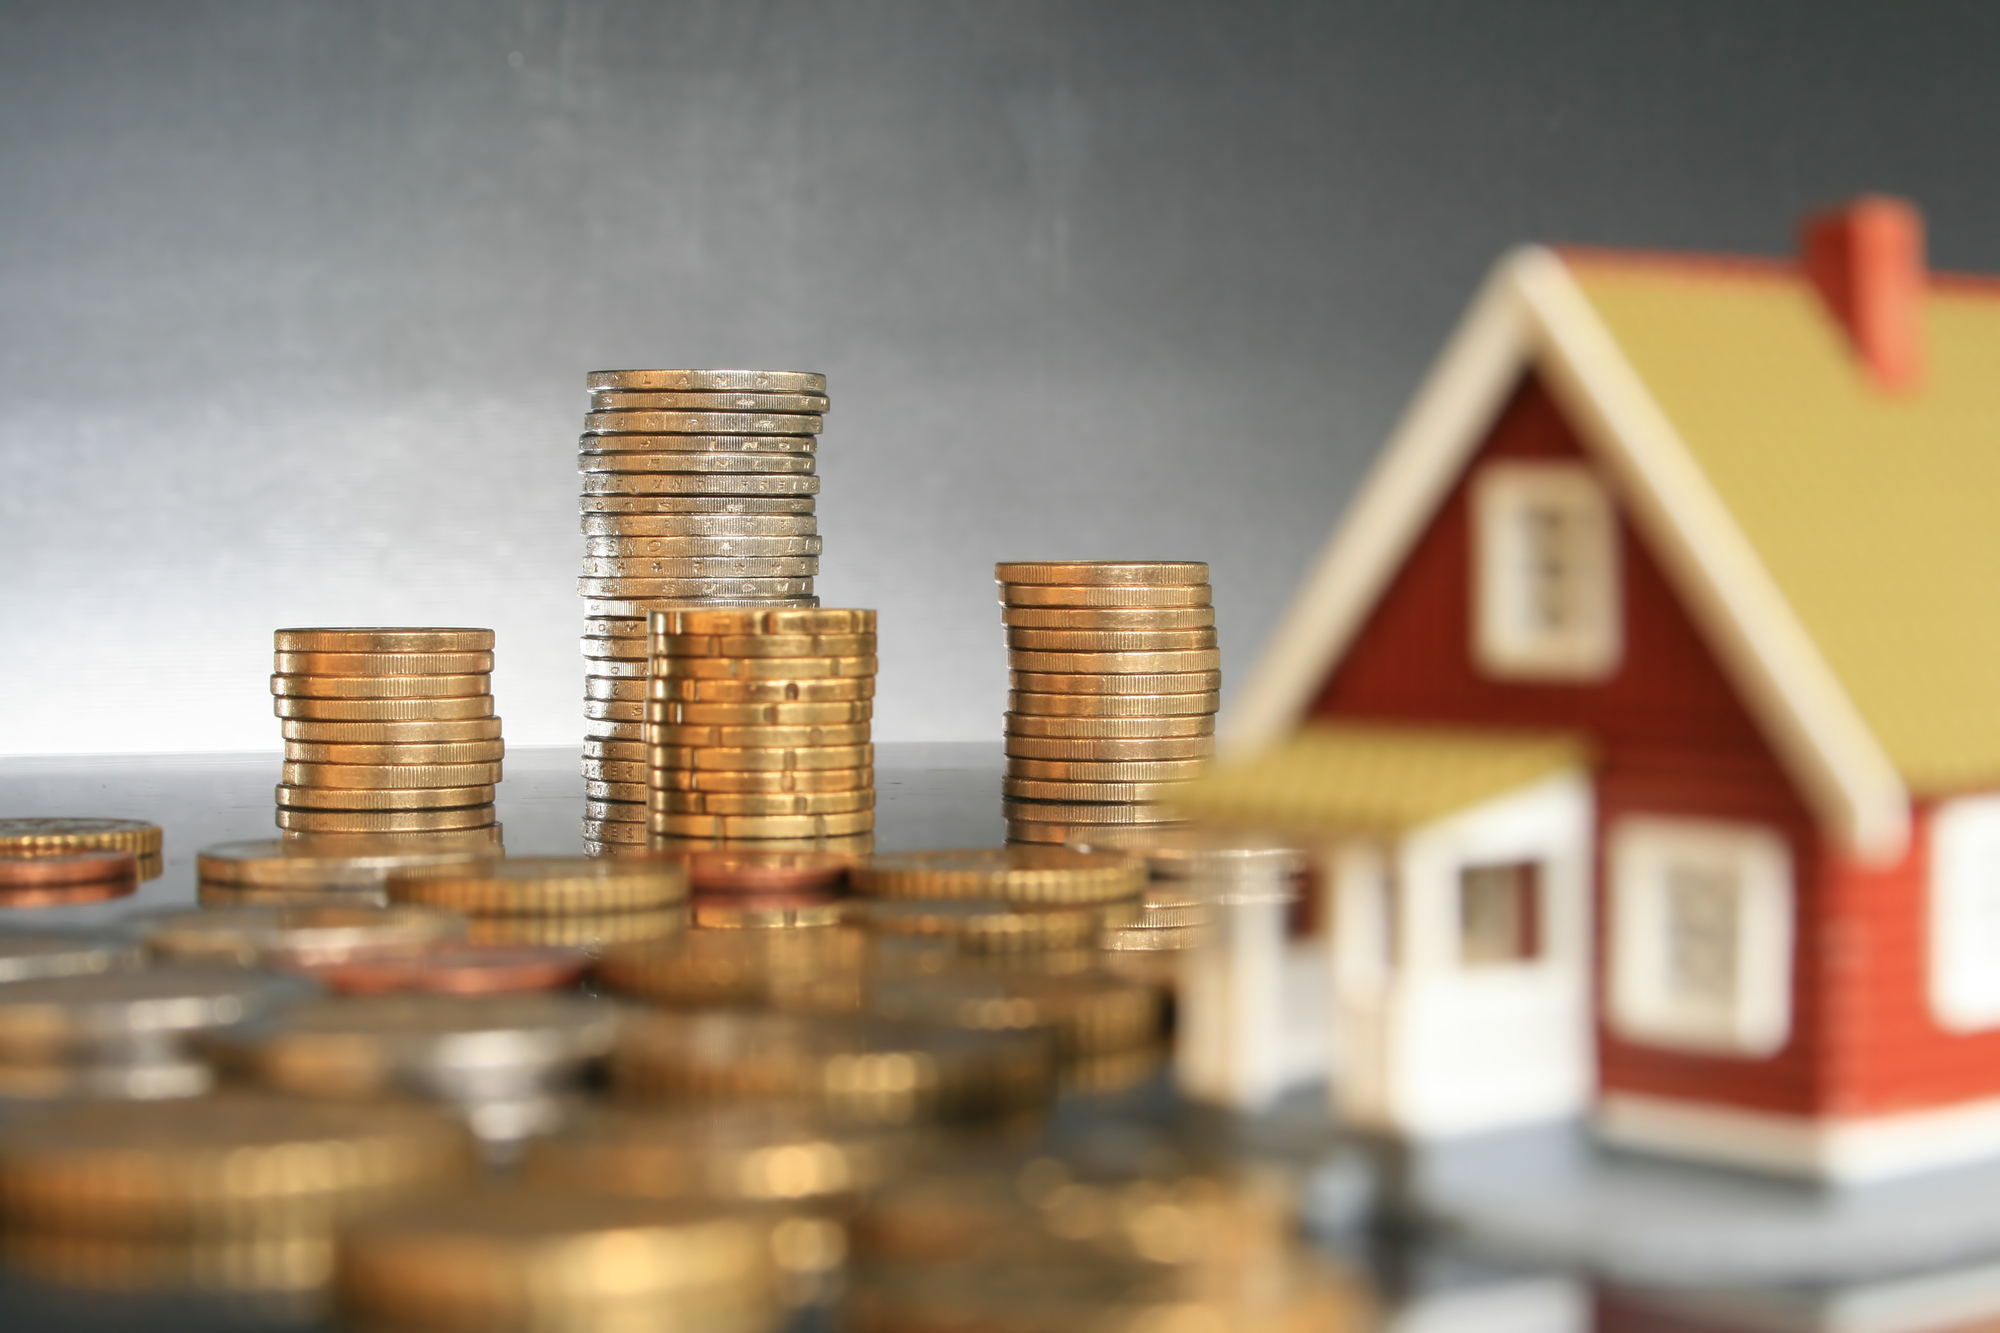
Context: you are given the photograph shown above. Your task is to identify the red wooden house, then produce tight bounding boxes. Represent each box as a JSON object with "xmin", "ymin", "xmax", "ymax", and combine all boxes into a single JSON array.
[{"xmin": 1183, "ymin": 199, "xmax": 2000, "ymax": 1183}]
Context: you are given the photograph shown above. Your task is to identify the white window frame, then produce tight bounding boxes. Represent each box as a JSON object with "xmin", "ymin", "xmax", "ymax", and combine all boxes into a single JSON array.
[
  {"xmin": 1929, "ymin": 796, "xmax": 2000, "ymax": 1032},
  {"xmin": 1607, "ymin": 816, "xmax": 1794, "ymax": 1057},
  {"xmin": 1471, "ymin": 460, "xmax": 1622, "ymax": 682}
]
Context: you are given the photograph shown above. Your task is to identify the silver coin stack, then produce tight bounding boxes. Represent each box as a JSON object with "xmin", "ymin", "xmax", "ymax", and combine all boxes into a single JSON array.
[{"xmin": 577, "ymin": 370, "xmax": 829, "ymax": 851}]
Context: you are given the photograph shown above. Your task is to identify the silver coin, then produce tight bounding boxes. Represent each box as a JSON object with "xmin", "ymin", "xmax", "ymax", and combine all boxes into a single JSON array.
[
  {"xmin": 583, "ymin": 410, "xmax": 821, "ymax": 436},
  {"xmin": 581, "ymin": 474, "xmax": 820, "ymax": 497},
  {"xmin": 577, "ymin": 452, "xmax": 815, "ymax": 475},
  {"xmin": 579, "ymin": 514, "xmax": 818, "ymax": 538},
  {"xmin": 580, "ymin": 432, "xmax": 817, "ymax": 456},
  {"xmin": 582, "ymin": 717, "xmax": 647, "ymax": 741},
  {"xmin": 578, "ymin": 576, "xmax": 816, "ymax": 598},
  {"xmin": 586, "ymin": 369, "xmax": 825, "ymax": 394},
  {"xmin": 582, "ymin": 536, "xmax": 821, "ymax": 559},
  {"xmin": 581, "ymin": 595, "xmax": 818, "ymax": 620},
  {"xmin": 579, "ymin": 495, "xmax": 817, "ymax": 515},
  {"xmin": 589, "ymin": 391, "xmax": 828, "ymax": 414},
  {"xmin": 578, "ymin": 557, "xmax": 818, "ymax": 579}
]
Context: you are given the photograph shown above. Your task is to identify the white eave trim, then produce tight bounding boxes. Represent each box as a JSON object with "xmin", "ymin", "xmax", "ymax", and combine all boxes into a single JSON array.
[{"xmin": 1224, "ymin": 246, "xmax": 1910, "ymax": 861}]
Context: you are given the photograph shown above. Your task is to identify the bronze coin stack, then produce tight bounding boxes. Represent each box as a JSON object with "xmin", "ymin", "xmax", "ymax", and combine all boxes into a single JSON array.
[
  {"xmin": 995, "ymin": 562, "xmax": 1218, "ymax": 845},
  {"xmin": 618, "ymin": 607, "xmax": 876, "ymax": 855},
  {"xmin": 270, "ymin": 628, "xmax": 503, "ymax": 837},
  {"xmin": 577, "ymin": 370, "xmax": 828, "ymax": 842}
]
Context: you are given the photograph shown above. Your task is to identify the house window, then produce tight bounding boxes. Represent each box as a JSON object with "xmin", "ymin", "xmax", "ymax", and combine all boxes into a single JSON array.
[
  {"xmin": 1607, "ymin": 816, "xmax": 1793, "ymax": 1056},
  {"xmin": 1459, "ymin": 861, "xmax": 1541, "ymax": 966},
  {"xmin": 1929, "ymin": 797, "xmax": 2000, "ymax": 1031},
  {"xmin": 1472, "ymin": 460, "xmax": 1621, "ymax": 681}
]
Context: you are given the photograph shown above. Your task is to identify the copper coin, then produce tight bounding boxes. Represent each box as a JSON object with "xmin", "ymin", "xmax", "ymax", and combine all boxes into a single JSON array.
[
  {"xmin": 0, "ymin": 851, "xmax": 138, "ymax": 887},
  {"xmin": 678, "ymin": 850, "xmax": 856, "ymax": 895},
  {"xmin": 308, "ymin": 943, "xmax": 592, "ymax": 996}
]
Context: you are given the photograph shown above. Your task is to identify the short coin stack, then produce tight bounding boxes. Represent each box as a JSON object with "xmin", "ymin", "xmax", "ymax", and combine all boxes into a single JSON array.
[
  {"xmin": 271, "ymin": 628, "xmax": 502, "ymax": 836},
  {"xmin": 601, "ymin": 607, "xmax": 876, "ymax": 855},
  {"xmin": 996, "ymin": 562, "xmax": 1219, "ymax": 845},
  {"xmin": 577, "ymin": 370, "xmax": 828, "ymax": 814}
]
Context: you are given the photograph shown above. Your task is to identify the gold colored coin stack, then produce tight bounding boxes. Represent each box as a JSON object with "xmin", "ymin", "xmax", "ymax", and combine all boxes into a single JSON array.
[
  {"xmin": 577, "ymin": 370, "xmax": 829, "ymax": 838},
  {"xmin": 602, "ymin": 606, "xmax": 876, "ymax": 854},
  {"xmin": 270, "ymin": 629, "xmax": 503, "ymax": 837},
  {"xmin": 996, "ymin": 562, "xmax": 1218, "ymax": 845}
]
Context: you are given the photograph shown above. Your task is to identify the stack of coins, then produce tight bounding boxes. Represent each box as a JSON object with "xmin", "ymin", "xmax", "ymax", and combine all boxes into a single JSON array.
[
  {"xmin": 387, "ymin": 856, "xmax": 690, "ymax": 953},
  {"xmin": 612, "ymin": 606, "xmax": 875, "ymax": 854},
  {"xmin": 271, "ymin": 629, "xmax": 503, "ymax": 837},
  {"xmin": 0, "ymin": 817, "xmax": 163, "ymax": 885},
  {"xmin": 996, "ymin": 563, "xmax": 1219, "ymax": 845},
  {"xmin": 577, "ymin": 371, "xmax": 828, "ymax": 822}
]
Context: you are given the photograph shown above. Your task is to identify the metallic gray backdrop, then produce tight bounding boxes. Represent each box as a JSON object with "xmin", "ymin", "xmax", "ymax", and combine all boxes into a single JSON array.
[{"xmin": 3, "ymin": 1, "xmax": 1997, "ymax": 754}]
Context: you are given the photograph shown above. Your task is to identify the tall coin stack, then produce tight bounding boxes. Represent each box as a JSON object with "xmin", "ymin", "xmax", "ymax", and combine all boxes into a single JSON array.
[
  {"xmin": 577, "ymin": 370, "xmax": 828, "ymax": 845},
  {"xmin": 996, "ymin": 563, "xmax": 1219, "ymax": 845},
  {"xmin": 271, "ymin": 629, "xmax": 503, "ymax": 837},
  {"xmin": 628, "ymin": 607, "xmax": 877, "ymax": 855}
]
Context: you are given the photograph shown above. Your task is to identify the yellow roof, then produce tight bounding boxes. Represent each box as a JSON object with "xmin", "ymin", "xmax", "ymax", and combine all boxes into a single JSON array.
[
  {"xmin": 1569, "ymin": 256, "xmax": 2000, "ymax": 795},
  {"xmin": 1174, "ymin": 723, "xmax": 1589, "ymax": 834}
]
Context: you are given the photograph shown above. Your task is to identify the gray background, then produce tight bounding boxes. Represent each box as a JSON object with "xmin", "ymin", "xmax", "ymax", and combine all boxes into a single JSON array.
[{"xmin": 4, "ymin": 1, "xmax": 1998, "ymax": 755}]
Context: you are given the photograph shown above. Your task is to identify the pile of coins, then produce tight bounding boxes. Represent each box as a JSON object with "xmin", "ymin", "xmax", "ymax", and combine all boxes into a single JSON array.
[
  {"xmin": 996, "ymin": 562, "xmax": 1219, "ymax": 845},
  {"xmin": 271, "ymin": 629, "xmax": 503, "ymax": 836},
  {"xmin": 577, "ymin": 369, "xmax": 829, "ymax": 828},
  {"xmin": 386, "ymin": 855, "xmax": 690, "ymax": 953},
  {"xmin": 0, "ymin": 818, "xmax": 161, "ymax": 904},
  {"xmin": 594, "ymin": 606, "xmax": 877, "ymax": 854}
]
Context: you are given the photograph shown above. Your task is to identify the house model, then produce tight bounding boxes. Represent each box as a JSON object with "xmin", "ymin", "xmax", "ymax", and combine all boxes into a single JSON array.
[{"xmin": 1183, "ymin": 198, "xmax": 2000, "ymax": 1185}]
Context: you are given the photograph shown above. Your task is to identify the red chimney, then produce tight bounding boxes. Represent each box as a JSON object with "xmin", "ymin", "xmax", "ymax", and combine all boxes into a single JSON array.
[{"xmin": 1800, "ymin": 196, "xmax": 1926, "ymax": 392}]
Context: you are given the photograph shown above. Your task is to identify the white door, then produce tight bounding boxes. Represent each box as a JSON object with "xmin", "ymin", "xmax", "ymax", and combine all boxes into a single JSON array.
[{"xmin": 1331, "ymin": 772, "xmax": 1594, "ymax": 1139}]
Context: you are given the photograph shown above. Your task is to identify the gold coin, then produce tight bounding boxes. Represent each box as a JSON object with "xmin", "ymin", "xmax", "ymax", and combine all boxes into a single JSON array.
[
  {"xmin": 467, "ymin": 908, "xmax": 687, "ymax": 950},
  {"xmin": 278, "ymin": 761, "xmax": 504, "ymax": 789},
  {"xmin": 270, "ymin": 651, "xmax": 494, "ymax": 676},
  {"xmin": 861, "ymin": 898, "xmax": 1102, "ymax": 954},
  {"xmin": 196, "ymin": 836, "xmax": 496, "ymax": 889},
  {"xmin": 577, "ymin": 450, "xmax": 815, "ymax": 475},
  {"xmin": 580, "ymin": 493, "xmax": 817, "ymax": 514},
  {"xmin": 1009, "ymin": 670, "xmax": 1220, "ymax": 695},
  {"xmin": 1000, "ymin": 606, "xmax": 1215, "ymax": 629},
  {"xmin": 580, "ymin": 759, "xmax": 647, "ymax": 784},
  {"xmin": 273, "ymin": 628, "xmax": 494, "ymax": 653},
  {"xmin": 580, "ymin": 512, "xmax": 818, "ymax": 536},
  {"xmin": 1005, "ymin": 757, "xmax": 1205, "ymax": 782},
  {"xmin": 1005, "ymin": 714, "xmax": 1211, "ymax": 739},
  {"xmin": 389, "ymin": 855, "xmax": 688, "ymax": 915},
  {"xmin": 583, "ymin": 718, "xmax": 646, "ymax": 741},
  {"xmin": 646, "ymin": 699, "xmax": 872, "ymax": 726},
  {"xmin": 583, "ymin": 535, "xmax": 822, "ymax": 558},
  {"xmin": 647, "ymin": 722, "xmax": 868, "ymax": 748},
  {"xmin": 580, "ymin": 431, "xmax": 817, "ymax": 456},
  {"xmin": 280, "ymin": 717, "xmax": 503, "ymax": 743},
  {"xmin": 584, "ymin": 409, "xmax": 820, "ymax": 436},
  {"xmin": 269, "ymin": 673, "xmax": 490, "ymax": 700},
  {"xmin": 654, "ymin": 744, "xmax": 872, "ymax": 772},
  {"xmin": 1007, "ymin": 649, "xmax": 1221, "ymax": 674},
  {"xmin": 0, "ymin": 818, "xmax": 162, "ymax": 857},
  {"xmin": 587, "ymin": 368, "xmax": 826, "ymax": 394},
  {"xmin": 683, "ymin": 896, "xmax": 849, "ymax": 929},
  {"xmin": 273, "ymin": 695, "xmax": 496, "ymax": 721},
  {"xmin": 648, "ymin": 788, "xmax": 873, "ymax": 816},
  {"xmin": 649, "ymin": 607, "xmax": 873, "ymax": 636},
  {"xmin": 1004, "ymin": 735, "xmax": 1214, "ymax": 761},
  {"xmin": 645, "ymin": 832, "xmax": 874, "ymax": 856},
  {"xmin": 579, "ymin": 556, "xmax": 818, "ymax": 579},
  {"xmin": 995, "ymin": 561, "xmax": 1208, "ymax": 587},
  {"xmin": 855, "ymin": 848, "xmax": 1144, "ymax": 905},
  {"xmin": 578, "ymin": 577, "xmax": 817, "ymax": 600},
  {"xmin": 585, "ymin": 782, "xmax": 653, "ymax": 806},
  {"xmin": 1003, "ymin": 800, "xmax": 1182, "ymax": 824},
  {"xmin": 276, "ymin": 806, "xmax": 496, "ymax": 834},
  {"xmin": 1004, "ymin": 629, "xmax": 1216, "ymax": 652},
  {"xmin": 650, "ymin": 632, "xmax": 873, "ymax": 658},
  {"xmin": 275, "ymin": 783, "xmax": 495, "ymax": 810},
  {"xmin": 1007, "ymin": 690, "xmax": 1219, "ymax": 717},
  {"xmin": 283, "ymin": 739, "xmax": 505, "ymax": 765},
  {"xmin": 0, "ymin": 1096, "xmax": 474, "ymax": 1235},
  {"xmin": 651, "ymin": 675, "xmax": 873, "ymax": 704},
  {"xmin": 589, "ymin": 390, "xmax": 829, "ymax": 413},
  {"xmin": 335, "ymin": 1190, "xmax": 772, "ymax": 1330},
  {"xmin": 650, "ymin": 810, "xmax": 875, "ymax": 839},
  {"xmin": 650, "ymin": 766, "xmax": 872, "ymax": 794},
  {"xmin": 1000, "ymin": 584, "xmax": 1212, "ymax": 609},
  {"xmin": 649, "ymin": 654, "xmax": 875, "ymax": 682},
  {"xmin": 1002, "ymin": 778, "xmax": 1195, "ymax": 803}
]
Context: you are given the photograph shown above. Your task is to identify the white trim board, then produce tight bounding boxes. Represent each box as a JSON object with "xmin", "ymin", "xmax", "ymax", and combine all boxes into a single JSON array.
[
  {"xmin": 1600, "ymin": 1090, "xmax": 2000, "ymax": 1184},
  {"xmin": 1222, "ymin": 246, "xmax": 1909, "ymax": 861}
]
